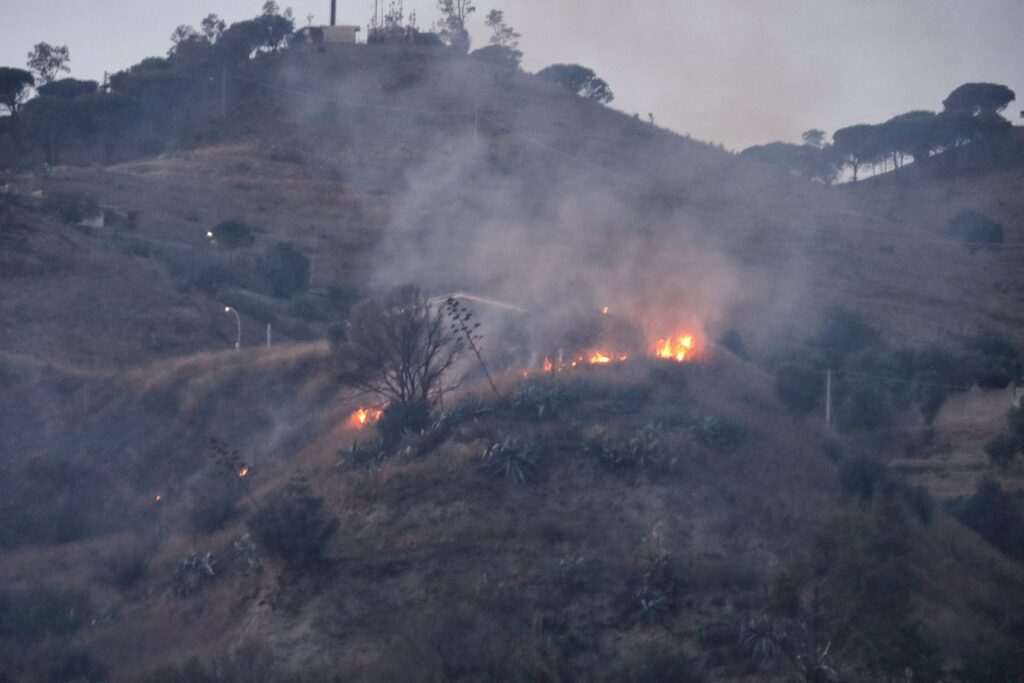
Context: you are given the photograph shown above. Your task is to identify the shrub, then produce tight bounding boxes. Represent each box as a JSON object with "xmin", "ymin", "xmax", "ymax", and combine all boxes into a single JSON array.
[
  {"xmin": 689, "ymin": 414, "xmax": 747, "ymax": 450},
  {"xmin": 958, "ymin": 648, "xmax": 1024, "ymax": 682},
  {"xmin": 44, "ymin": 190, "xmax": 100, "ymax": 224},
  {"xmin": 508, "ymin": 378, "xmax": 573, "ymax": 421},
  {"xmin": 836, "ymin": 384, "xmax": 895, "ymax": 431},
  {"xmin": 171, "ymin": 552, "xmax": 218, "ymax": 599},
  {"xmin": 720, "ymin": 329, "xmax": 749, "ymax": 359},
  {"xmin": 103, "ymin": 544, "xmax": 150, "ymax": 590},
  {"xmin": 35, "ymin": 644, "xmax": 108, "ymax": 683},
  {"xmin": 378, "ymin": 399, "xmax": 432, "ymax": 448},
  {"xmin": 208, "ymin": 219, "xmax": 255, "ymax": 249},
  {"xmin": 604, "ymin": 640, "xmax": 705, "ymax": 683},
  {"xmin": 775, "ymin": 363, "xmax": 821, "ymax": 414},
  {"xmin": 583, "ymin": 423, "xmax": 676, "ymax": 473},
  {"xmin": 189, "ymin": 483, "xmax": 242, "ymax": 535},
  {"xmin": 0, "ymin": 585, "xmax": 92, "ymax": 638},
  {"xmin": 480, "ymin": 436, "xmax": 538, "ymax": 483},
  {"xmin": 965, "ymin": 331, "xmax": 1019, "ymax": 389},
  {"xmin": 142, "ymin": 659, "xmax": 219, "ymax": 683},
  {"xmin": 247, "ymin": 476, "xmax": 338, "ymax": 568},
  {"xmin": 950, "ymin": 209, "xmax": 1004, "ymax": 254},
  {"xmin": 838, "ymin": 455, "xmax": 888, "ymax": 501},
  {"xmin": 816, "ymin": 308, "xmax": 882, "ymax": 363},
  {"xmin": 984, "ymin": 433, "xmax": 1020, "ymax": 469},
  {"xmin": 950, "ymin": 478, "xmax": 1024, "ymax": 559},
  {"xmin": 262, "ymin": 241, "xmax": 310, "ymax": 298},
  {"xmin": 1008, "ymin": 404, "xmax": 1024, "ymax": 441}
]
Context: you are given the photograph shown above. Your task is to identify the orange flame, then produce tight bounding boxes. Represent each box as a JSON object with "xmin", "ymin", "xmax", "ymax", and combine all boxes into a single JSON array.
[
  {"xmin": 238, "ymin": 466, "xmax": 249, "ymax": 478},
  {"xmin": 590, "ymin": 352, "xmax": 611, "ymax": 364},
  {"xmin": 655, "ymin": 335, "xmax": 696, "ymax": 362},
  {"xmin": 543, "ymin": 358, "xmax": 554, "ymax": 373},
  {"xmin": 349, "ymin": 407, "xmax": 383, "ymax": 428},
  {"xmin": 154, "ymin": 494, "xmax": 162, "ymax": 503}
]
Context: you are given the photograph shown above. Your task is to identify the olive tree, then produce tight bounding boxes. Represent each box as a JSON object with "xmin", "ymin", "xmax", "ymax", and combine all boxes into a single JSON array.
[
  {"xmin": 537, "ymin": 64, "xmax": 614, "ymax": 104},
  {"xmin": 0, "ymin": 67, "xmax": 34, "ymax": 115}
]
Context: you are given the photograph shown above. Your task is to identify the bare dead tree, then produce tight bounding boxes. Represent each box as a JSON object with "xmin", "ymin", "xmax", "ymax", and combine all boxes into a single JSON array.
[{"xmin": 343, "ymin": 285, "xmax": 463, "ymax": 406}]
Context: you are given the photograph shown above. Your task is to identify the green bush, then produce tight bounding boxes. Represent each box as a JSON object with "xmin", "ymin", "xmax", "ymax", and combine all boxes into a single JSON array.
[
  {"xmin": 44, "ymin": 190, "xmax": 100, "ymax": 224},
  {"xmin": 378, "ymin": 399, "xmax": 432, "ymax": 448},
  {"xmin": 247, "ymin": 476, "xmax": 338, "ymax": 568},
  {"xmin": 1008, "ymin": 404, "xmax": 1024, "ymax": 441},
  {"xmin": 689, "ymin": 414, "xmax": 746, "ymax": 450},
  {"xmin": 262, "ymin": 241, "xmax": 310, "ymax": 298},
  {"xmin": 142, "ymin": 658, "xmax": 219, "ymax": 683},
  {"xmin": 950, "ymin": 209, "xmax": 1004, "ymax": 254},
  {"xmin": 0, "ymin": 585, "xmax": 92, "ymax": 638},
  {"xmin": 208, "ymin": 219, "xmax": 255, "ymax": 249},
  {"xmin": 836, "ymin": 384, "xmax": 895, "ymax": 431},
  {"xmin": 950, "ymin": 478, "xmax": 1024, "ymax": 560},
  {"xmin": 507, "ymin": 378, "xmax": 574, "ymax": 421},
  {"xmin": 775, "ymin": 363, "xmax": 821, "ymax": 414},
  {"xmin": 189, "ymin": 483, "xmax": 242, "ymax": 535},
  {"xmin": 35, "ymin": 644, "xmax": 108, "ymax": 683},
  {"xmin": 984, "ymin": 433, "xmax": 1020, "ymax": 469},
  {"xmin": 604, "ymin": 640, "xmax": 705, "ymax": 683},
  {"xmin": 103, "ymin": 544, "xmax": 150, "ymax": 590},
  {"xmin": 583, "ymin": 423, "xmax": 676, "ymax": 473},
  {"xmin": 816, "ymin": 308, "xmax": 882, "ymax": 363},
  {"xmin": 965, "ymin": 331, "xmax": 1019, "ymax": 389},
  {"xmin": 720, "ymin": 329, "xmax": 749, "ymax": 359},
  {"xmin": 958, "ymin": 648, "xmax": 1024, "ymax": 682},
  {"xmin": 838, "ymin": 455, "xmax": 888, "ymax": 501},
  {"xmin": 480, "ymin": 436, "xmax": 539, "ymax": 484}
]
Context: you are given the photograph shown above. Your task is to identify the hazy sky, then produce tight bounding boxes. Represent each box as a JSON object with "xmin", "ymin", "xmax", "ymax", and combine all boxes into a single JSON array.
[{"xmin": 2, "ymin": 1, "xmax": 1021, "ymax": 150}]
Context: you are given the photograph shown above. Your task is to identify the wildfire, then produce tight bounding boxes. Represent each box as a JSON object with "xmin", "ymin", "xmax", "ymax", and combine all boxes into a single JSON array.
[
  {"xmin": 154, "ymin": 494, "xmax": 162, "ymax": 503},
  {"xmin": 237, "ymin": 466, "xmax": 250, "ymax": 478},
  {"xmin": 655, "ymin": 335, "xmax": 695, "ymax": 362},
  {"xmin": 590, "ymin": 352, "xmax": 611, "ymax": 364},
  {"xmin": 349, "ymin": 407, "xmax": 383, "ymax": 429}
]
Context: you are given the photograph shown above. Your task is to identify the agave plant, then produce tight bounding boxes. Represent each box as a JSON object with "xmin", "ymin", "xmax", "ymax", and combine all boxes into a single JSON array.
[
  {"xmin": 481, "ymin": 436, "xmax": 538, "ymax": 483},
  {"xmin": 740, "ymin": 614, "xmax": 790, "ymax": 663},
  {"xmin": 632, "ymin": 584, "xmax": 672, "ymax": 625}
]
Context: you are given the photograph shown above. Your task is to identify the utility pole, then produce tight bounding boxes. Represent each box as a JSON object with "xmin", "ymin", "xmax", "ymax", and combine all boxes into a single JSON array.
[
  {"xmin": 825, "ymin": 368, "xmax": 833, "ymax": 427},
  {"xmin": 474, "ymin": 103, "xmax": 480, "ymax": 145},
  {"xmin": 266, "ymin": 323, "xmax": 272, "ymax": 347},
  {"xmin": 221, "ymin": 67, "xmax": 227, "ymax": 118}
]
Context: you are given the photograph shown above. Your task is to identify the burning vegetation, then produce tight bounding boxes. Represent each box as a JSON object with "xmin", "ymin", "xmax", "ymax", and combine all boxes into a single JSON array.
[{"xmin": 348, "ymin": 407, "xmax": 384, "ymax": 429}]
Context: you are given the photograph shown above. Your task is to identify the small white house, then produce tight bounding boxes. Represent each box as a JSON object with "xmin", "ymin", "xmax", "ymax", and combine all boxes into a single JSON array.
[{"xmin": 323, "ymin": 25, "xmax": 360, "ymax": 44}]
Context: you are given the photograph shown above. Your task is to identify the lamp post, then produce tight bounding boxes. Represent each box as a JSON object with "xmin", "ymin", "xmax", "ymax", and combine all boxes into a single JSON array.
[{"xmin": 224, "ymin": 306, "xmax": 240, "ymax": 350}]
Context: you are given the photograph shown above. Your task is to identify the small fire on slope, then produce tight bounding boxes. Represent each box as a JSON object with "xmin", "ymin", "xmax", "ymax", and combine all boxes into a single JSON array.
[
  {"xmin": 654, "ymin": 334, "xmax": 696, "ymax": 362},
  {"xmin": 348, "ymin": 407, "xmax": 383, "ymax": 429}
]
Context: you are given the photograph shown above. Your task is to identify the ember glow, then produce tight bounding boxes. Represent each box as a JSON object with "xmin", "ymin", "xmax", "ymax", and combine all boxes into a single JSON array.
[
  {"xmin": 655, "ymin": 334, "xmax": 696, "ymax": 362},
  {"xmin": 349, "ymin": 407, "xmax": 383, "ymax": 428},
  {"xmin": 237, "ymin": 466, "xmax": 250, "ymax": 478}
]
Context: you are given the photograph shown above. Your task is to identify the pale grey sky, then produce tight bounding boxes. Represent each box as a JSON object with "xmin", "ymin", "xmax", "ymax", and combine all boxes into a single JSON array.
[{"xmin": 2, "ymin": 1, "xmax": 1021, "ymax": 150}]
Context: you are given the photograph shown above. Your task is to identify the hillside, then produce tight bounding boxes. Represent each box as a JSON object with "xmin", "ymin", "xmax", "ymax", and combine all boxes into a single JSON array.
[{"xmin": 2, "ymin": 39, "xmax": 1024, "ymax": 683}]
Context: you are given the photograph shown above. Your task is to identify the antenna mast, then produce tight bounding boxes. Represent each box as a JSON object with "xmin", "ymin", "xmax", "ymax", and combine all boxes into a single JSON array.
[{"xmin": 330, "ymin": 0, "xmax": 337, "ymax": 26}]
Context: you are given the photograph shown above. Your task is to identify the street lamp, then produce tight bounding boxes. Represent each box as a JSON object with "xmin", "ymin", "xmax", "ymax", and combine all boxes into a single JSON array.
[{"xmin": 224, "ymin": 306, "xmax": 240, "ymax": 350}]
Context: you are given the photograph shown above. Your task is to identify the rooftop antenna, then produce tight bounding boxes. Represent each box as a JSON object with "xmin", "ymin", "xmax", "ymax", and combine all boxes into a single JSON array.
[{"xmin": 330, "ymin": 0, "xmax": 337, "ymax": 26}]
